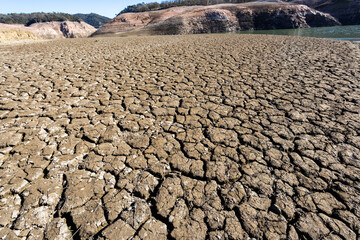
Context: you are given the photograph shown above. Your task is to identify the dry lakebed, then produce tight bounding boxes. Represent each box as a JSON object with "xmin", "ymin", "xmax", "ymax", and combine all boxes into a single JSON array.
[{"xmin": 0, "ymin": 34, "xmax": 359, "ymax": 239}]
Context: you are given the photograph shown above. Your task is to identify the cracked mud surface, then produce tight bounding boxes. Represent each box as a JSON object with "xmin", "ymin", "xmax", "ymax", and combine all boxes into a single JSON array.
[{"xmin": 0, "ymin": 34, "xmax": 359, "ymax": 239}]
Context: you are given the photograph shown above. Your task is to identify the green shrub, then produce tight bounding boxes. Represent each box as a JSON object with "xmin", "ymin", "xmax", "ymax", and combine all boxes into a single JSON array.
[
  {"xmin": 118, "ymin": 0, "xmax": 255, "ymax": 15},
  {"xmin": 0, "ymin": 13, "xmax": 82, "ymax": 26}
]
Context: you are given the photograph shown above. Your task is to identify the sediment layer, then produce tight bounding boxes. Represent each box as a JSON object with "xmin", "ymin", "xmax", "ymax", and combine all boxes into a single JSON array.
[{"xmin": 0, "ymin": 35, "xmax": 359, "ymax": 239}]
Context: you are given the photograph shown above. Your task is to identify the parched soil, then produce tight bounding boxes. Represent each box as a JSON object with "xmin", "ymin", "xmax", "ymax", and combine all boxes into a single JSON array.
[{"xmin": 0, "ymin": 34, "xmax": 359, "ymax": 240}]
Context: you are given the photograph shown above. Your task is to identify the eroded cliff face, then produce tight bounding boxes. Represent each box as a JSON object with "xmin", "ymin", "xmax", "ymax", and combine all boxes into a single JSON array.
[
  {"xmin": 0, "ymin": 21, "xmax": 96, "ymax": 39},
  {"xmin": 93, "ymin": 2, "xmax": 340, "ymax": 36},
  {"xmin": 292, "ymin": 0, "xmax": 360, "ymax": 25},
  {"xmin": 30, "ymin": 21, "xmax": 96, "ymax": 39}
]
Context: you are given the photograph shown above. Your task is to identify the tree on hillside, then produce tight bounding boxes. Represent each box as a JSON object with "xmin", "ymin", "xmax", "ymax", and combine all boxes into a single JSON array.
[
  {"xmin": 0, "ymin": 13, "xmax": 82, "ymax": 25},
  {"xmin": 118, "ymin": 0, "xmax": 255, "ymax": 15},
  {"xmin": 73, "ymin": 13, "xmax": 111, "ymax": 28}
]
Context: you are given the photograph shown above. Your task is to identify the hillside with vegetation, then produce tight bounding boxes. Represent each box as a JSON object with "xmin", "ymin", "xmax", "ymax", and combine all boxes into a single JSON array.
[
  {"xmin": 119, "ymin": 0, "xmax": 256, "ymax": 14},
  {"xmin": 0, "ymin": 13, "xmax": 82, "ymax": 26},
  {"xmin": 73, "ymin": 13, "xmax": 111, "ymax": 28}
]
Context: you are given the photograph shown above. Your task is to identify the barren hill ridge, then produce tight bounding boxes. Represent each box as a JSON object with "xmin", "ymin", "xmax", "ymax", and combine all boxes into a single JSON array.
[
  {"xmin": 289, "ymin": 0, "xmax": 360, "ymax": 25},
  {"xmin": 93, "ymin": 2, "xmax": 340, "ymax": 36}
]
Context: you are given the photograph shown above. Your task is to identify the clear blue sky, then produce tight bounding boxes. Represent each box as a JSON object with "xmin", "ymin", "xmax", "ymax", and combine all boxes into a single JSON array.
[{"xmin": 0, "ymin": 0, "xmax": 157, "ymax": 18}]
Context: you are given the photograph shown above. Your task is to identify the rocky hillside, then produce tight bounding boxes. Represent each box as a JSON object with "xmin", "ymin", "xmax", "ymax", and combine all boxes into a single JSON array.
[
  {"xmin": 93, "ymin": 2, "xmax": 340, "ymax": 36},
  {"xmin": 0, "ymin": 21, "xmax": 96, "ymax": 39},
  {"xmin": 73, "ymin": 13, "xmax": 111, "ymax": 28},
  {"xmin": 289, "ymin": 0, "xmax": 360, "ymax": 25},
  {"xmin": 0, "ymin": 13, "xmax": 96, "ymax": 39}
]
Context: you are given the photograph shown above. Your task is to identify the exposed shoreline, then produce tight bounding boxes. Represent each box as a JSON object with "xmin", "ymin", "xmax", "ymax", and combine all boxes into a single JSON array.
[{"xmin": 2, "ymin": 30, "xmax": 360, "ymax": 46}]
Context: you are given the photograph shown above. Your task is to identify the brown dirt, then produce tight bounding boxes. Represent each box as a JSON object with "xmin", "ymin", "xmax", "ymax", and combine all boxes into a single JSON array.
[{"xmin": 0, "ymin": 34, "xmax": 359, "ymax": 239}]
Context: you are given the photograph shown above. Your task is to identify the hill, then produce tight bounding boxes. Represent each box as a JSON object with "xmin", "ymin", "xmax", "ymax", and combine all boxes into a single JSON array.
[
  {"xmin": 0, "ymin": 13, "xmax": 81, "ymax": 26},
  {"xmin": 119, "ymin": 0, "xmax": 360, "ymax": 25},
  {"xmin": 0, "ymin": 13, "xmax": 96, "ymax": 39},
  {"xmin": 73, "ymin": 13, "xmax": 111, "ymax": 28},
  {"xmin": 93, "ymin": 2, "xmax": 340, "ymax": 36},
  {"xmin": 0, "ymin": 21, "xmax": 96, "ymax": 39},
  {"xmin": 288, "ymin": 0, "xmax": 360, "ymax": 25},
  {"xmin": 119, "ymin": 0, "xmax": 255, "ymax": 14}
]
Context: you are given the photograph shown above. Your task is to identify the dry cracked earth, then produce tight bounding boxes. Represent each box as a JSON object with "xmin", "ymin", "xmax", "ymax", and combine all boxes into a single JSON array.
[{"xmin": 0, "ymin": 34, "xmax": 360, "ymax": 240}]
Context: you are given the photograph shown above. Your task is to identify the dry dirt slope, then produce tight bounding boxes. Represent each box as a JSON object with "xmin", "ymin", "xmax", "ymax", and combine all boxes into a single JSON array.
[
  {"xmin": 0, "ymin": 29, "xmax": 38, "ymax": 41},
  {"xmin": 0, "ymin": 35, "xmax": 359, "ymax": 239}
]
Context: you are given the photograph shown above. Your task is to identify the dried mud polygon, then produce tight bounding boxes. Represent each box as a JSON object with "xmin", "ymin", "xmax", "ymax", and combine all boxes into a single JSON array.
[{"xmin": 0, "ymin": 35, "xmax": 359, "ymax": 239}]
